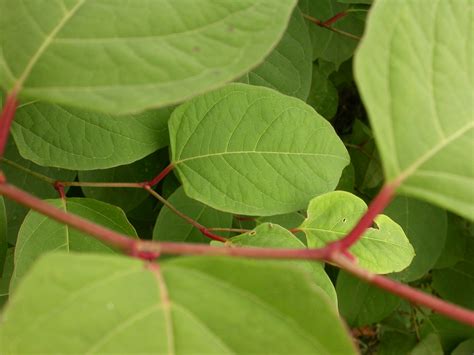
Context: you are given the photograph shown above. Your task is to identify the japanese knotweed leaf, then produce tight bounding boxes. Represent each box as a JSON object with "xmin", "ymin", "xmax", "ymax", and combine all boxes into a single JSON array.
[
  {"xmin": 0, "ymin": 253, "xmax": 357, "ymax": 354},
  {"xmin": 0, "ymin": 140, "xmax": 76, "ymax": 243},
  {"xmin": 12, "ymin": 102, "xmax": 171, "ymax": 169},
  {"xmin": 10, "ymin": 198, "xmax": 137, "ymax": 291},
  {"xmin": 385, "ymin": 196, "xmax": 447, "ymax": 282},
  {"xmin": 0, "ymin": 0, "xmax": 297, "ymax": 114},
  {"xmin": 169, "ymin": 83, "xmax": 349, "ymax": 216},
  {"xmin": 355, "ymin": 0, "xmax": 474, "ymax": 220},
  {"xmin": 452, "ymin": 339, "xmax": 474, "ymax": 355},
  {"xmin": 153, "ymin": 187, "xmax": 232, "ymax": 243},
  {"xmin": 300, "ymin": 191, "xmax": 415, "ymax": 274},
  {"xmin": 226, "ymin": 223, "xmax": 337, "ymax": 302},
  {"xmin": 410, "ymin": 333, "xmax": 444, "ymax": 355},
  {"xmin": 336, "ymin": 271, "xmax": 400, "ymax": 327},
  {"xmin": 0, "ymin": 248, "xmax": 14, "ymax": 307},
  {"xmin": 240, "ymin": 7, "xmax": 312, "ymax": 100}
]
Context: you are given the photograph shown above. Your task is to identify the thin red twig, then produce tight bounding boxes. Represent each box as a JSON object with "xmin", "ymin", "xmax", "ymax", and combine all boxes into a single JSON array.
[
  {"xmin": 1, "ymin": 179, "xmax": 473, "ymax": 326},
  {"xmin": 322, "ymin": 11, "xmax": 348, "ymax": 26},
  {"xmin": 145, "ymin": 163, "xmax": 174, "ymax": 187},
  {"xmin": 0, "ymin": 92, "xmax": 18, "ymax": 157},
  {"xmin": 333, "ymin": 254, "xmax": 474, "ymax": 327}
]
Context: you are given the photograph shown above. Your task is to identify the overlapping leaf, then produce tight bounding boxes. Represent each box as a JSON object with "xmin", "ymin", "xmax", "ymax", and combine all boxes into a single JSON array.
[
  {"xmin": 355, "ymin": 0, "xmax": 474, "ymax": 220},
  {"xmin": 12, "ymin": 103, "xmax": 171, "ymax": 169},
  {"xmin": 10, "ymin": 198, "xmax": 137, "ymax": 290},
  {"xmin": 0, "ymin": 0, "xmax": 297, "ymax": 113},
  {"xmin": 0, "ymin": 253, "xmax": 356, "ymax": 354},
  {"xmin": 241, "ymin": 7, "xmax": 312, "ymax": 100},
  {"xmin": 228, "ymin": 223, "xmax": 337, "ymax": 302},
  {"xmin": 169, "ymin": 83, "xmax": 349, "ymax": 216},
  {"xmin": 300, "ymin": 191, "xmax": 415, "ymax": 273}
]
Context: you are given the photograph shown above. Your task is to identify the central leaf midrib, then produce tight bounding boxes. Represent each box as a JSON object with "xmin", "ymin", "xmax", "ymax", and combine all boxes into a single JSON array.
[
  {"xmin": 174, "ymin": 150, "xmax": 348, "ymax": 165},
  {"xmin": 14, "ymin": 0, "xmax": 87, "ymax": 90}
]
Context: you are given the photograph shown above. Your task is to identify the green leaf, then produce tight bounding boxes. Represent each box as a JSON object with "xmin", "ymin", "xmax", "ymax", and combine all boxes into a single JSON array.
[
  {"xmin": 1, "ymin": 253, "xmax": 357, "ymax": 354},
  {"xmin": 336, "ymin": 163, "xmax": 355, "ymax": 192},
  {"xmin": 0, "ymin": 197, "xmax": 7, "ymax": 273},
  {"xmin": 240, "ymin": 7, "xmax": 312, "ymax": 100},
  {"xmin": 0, "ymin": 248, "xmax": 14, "ymax": 308},
  {"xmin": 228, "ymin": 223, "xmax": 337, "ymax": 302},
  {"xmin": 432, "ymin": 261, "xmax": 474, "ymax": 310},
  {"xmin": 435, "ymin": 214, "xmax": 471, "ymax": 269},
  {"xmin": 421, "ymin": 315, "xmax": 474, "ymax": 352},
  {"xmin": 300, "ymin": 191, "xmax": 415, "ymax": 274},
  {"xmin": 153, "ymin": 187, "xmax": 232, "ymax": 243},
  {"xmin": 378, "ymin": 330, "xmax": 417, "ymax": 355},
  {"xmin": 79, "ymin": 150, "xmax": 167, "ymax": 212},
  {"xmin": 346, "ymin": 120, "xmax": 384, "ymax": 192},
  {"xmin": 1, "ymin": 0, "xmax": 298, "ymax": 113},
  {"xmin": 385, "ymin": 196, "xmax": 447, "ymax": 282},
  {"xmin": 336, "ymin": 271, "xmax": 400, "ymax": 326},
  {"xmin": 307, "ymin": 62, "xmax": 339, "ymax": 119},
  {"xmin": 452, "ymin": 338, "xmax": 474, "ymax": 355},
  {"xmin": 12, "ymin": 102, "xmax": 171, "ymax": 169},
  {"xmin": 302, "ymin": 0, "xmax": 365, "ymax": 66},
  {"xmin": 169, "ymin": 83, "xmax": 349, "ymax": 216},
  {"xmin": 10, "ymin": 198, "xmax": 137, "ymax": 291},
  {"xmin": 355, "ymin": 0, "xmax": 474, "ymax": 220},
  {"xmin": 409, "ymin": 333, "xmax": 443, "ymax": 355},
  {"xmin": 0, "ymin": 140, "xmax": 76, "ymax": 243}
]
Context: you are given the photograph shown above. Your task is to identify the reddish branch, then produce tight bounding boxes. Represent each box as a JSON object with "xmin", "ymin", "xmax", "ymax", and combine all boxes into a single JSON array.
[
  {"xmin": 1, "ymin": 180, "xmax": 473, "ymax": 326},
  {"xmin": 0, "ymin": 92, "xmax": 18, "ymax": 157},
  {"xmin": 145, "ymin": 163, "xmax": 174, "ymax": 187}
]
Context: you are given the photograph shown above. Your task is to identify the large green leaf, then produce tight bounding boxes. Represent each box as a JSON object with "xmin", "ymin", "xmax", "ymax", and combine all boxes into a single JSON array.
[
  {"xmin": 169, "ymin": 83, "xmax": 349, "ymax": 216},
  {"xmin": 300, "ymin": 191, "xmax": 415, "ymax": 274},
  {"xmin": 10, "ymin": 198, "xmax": 137, "ymax": 291},
  {"xmin": 240, "ymin": 7, "xmax": 312, "ymax": 100},
  {"xmin": 307, "ymin": 62, "xmax": 339, "ymax": 120},
  {"xmin": 0, "ymin": 248, "xmax": 14, "ymax": 308},
  {"xmin": 336, "ymin": 271, "xmax": 400, "ymax": 327},
  {"xmin": 79, "ymin": 150, "xmax": 167, "ymax": 212},
  {"xmin": 435, "ymin": 214, "xmax": 471, "ymax": 269},
  {"xmin": 153, "ymin": 187, "xmax": 232, "ymax": 243},
  {"xmin": 421, "ymin": 315, "xmax": 474, "ymax": 352},
  {"xmin": 432, "ymin": 261, "xmax": 474, "ymax": 310},
  {"xmin": 228, "ymin": 223, "xmax": 337, "ymax": 302},
  {"xmin": 0, "ymin": 140, "xmax": 76, "ymax": 243},
  {"xmin": 355, "ymin": 0, "xmax": 474, "ymax": 220},
  {"xmin": 0, "ymin": 0, "xmax": 297, "ymax": 113},
  {"xmin": 385, "ymin": 196, "xmax": 447, "ymax": 282},
  {"xmin": 0, "ymin": 253, "xmax": 357, "ymax": 354},
  {"xmin": 12, "ymin": 102, "xmax": 171, "ymax": 169}
]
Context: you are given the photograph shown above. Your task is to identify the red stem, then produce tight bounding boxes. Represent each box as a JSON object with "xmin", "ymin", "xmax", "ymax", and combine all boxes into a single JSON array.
[
  {"xmin": 0, "ymin": 92, "xmax": 18, "ymax": 157},
  {"xmin": 322, "ymin": 11, "xmax": 348, "ymax": 26},
  {"xmin": 0, "ymin": 181, "xmax": 135, "ymax": 252},
  {"xmin": 1, "ymin": 179, "xmax": 473, "ymax": 326},
  {"xmin": 333, "ymin": 254, "xmax": 474, "ymax": 327},
  {"xmin": 328, "ymin": 182, "xmax": 398, "ymax": 252},
  {"xmin": 145, "ymin": 163, "xmax": 174, "ymax": 187}
]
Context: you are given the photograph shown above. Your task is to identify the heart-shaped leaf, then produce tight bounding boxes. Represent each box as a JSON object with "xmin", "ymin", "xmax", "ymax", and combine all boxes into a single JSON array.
[
  {"xmin": 169, "ymin": 83, "xmax": 349, "ymax": 216},
  {"xmin": 355, "ymin": 0, "xmax": 474, "ymax": 220},
  {"xmin": 299, "ymin": 191, "xmax": 415, "ymax": 273},
  {"xmin": 1, "ymin": 0, "xmax": 297, "ymax": 113},
  {"xmin": 0, "ymin": 253, "xmax": 357, "ymax": 354}
]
